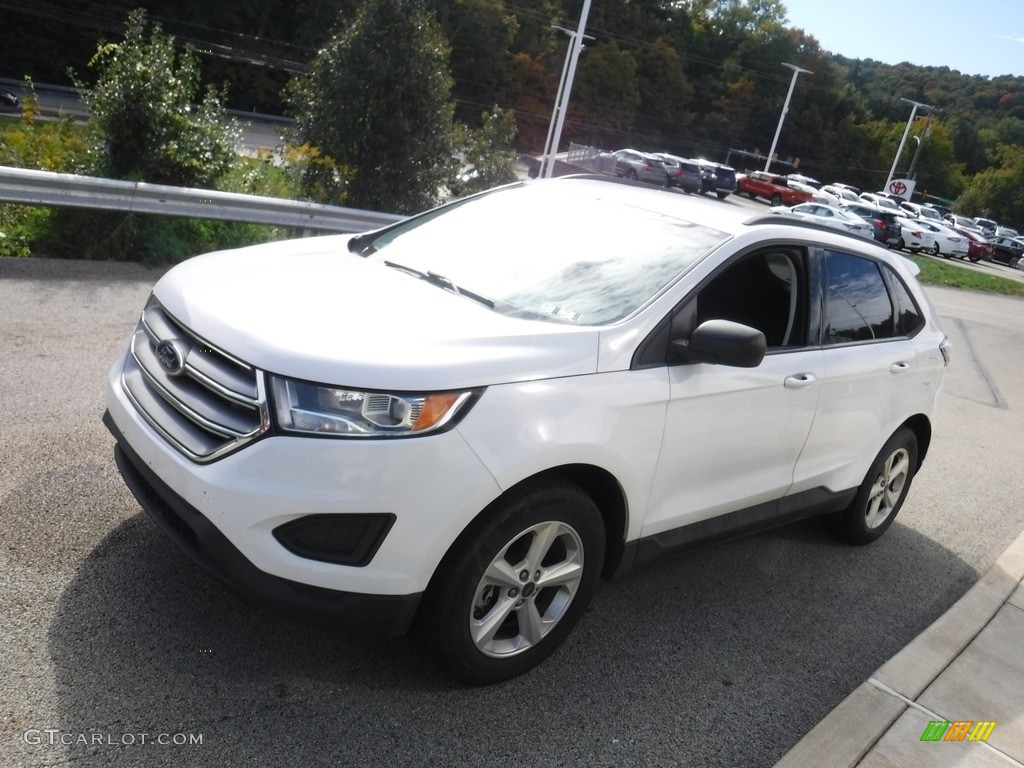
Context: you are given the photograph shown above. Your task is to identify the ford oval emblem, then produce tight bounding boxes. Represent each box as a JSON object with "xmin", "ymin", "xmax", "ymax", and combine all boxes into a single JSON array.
[{"xmin": 155, "ymin": 339, "xmax": 185, "ymax": 375}]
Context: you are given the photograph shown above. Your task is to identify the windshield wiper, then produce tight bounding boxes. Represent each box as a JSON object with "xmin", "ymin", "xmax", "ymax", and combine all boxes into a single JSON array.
[{"xmin": 384, "ymin": 261, "xmax": 495, "ymax": 309}]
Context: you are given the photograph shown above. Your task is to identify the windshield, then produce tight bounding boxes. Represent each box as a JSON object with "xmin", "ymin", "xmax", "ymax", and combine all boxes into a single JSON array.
[{"xmin": 365, "ymin": 182, "xmax": 729, "ymax": 326}]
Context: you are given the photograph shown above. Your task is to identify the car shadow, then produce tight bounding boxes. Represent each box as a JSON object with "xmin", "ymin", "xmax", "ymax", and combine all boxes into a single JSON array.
[{"xmin": 46, "ymin": 508, "xmax": 978, "ymax": 767}]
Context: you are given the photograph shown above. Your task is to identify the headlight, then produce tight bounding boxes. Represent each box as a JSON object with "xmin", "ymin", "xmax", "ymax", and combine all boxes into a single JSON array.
[{"xmin": 269, "ymin": 376, "xmax": 481, "ymax": 438}]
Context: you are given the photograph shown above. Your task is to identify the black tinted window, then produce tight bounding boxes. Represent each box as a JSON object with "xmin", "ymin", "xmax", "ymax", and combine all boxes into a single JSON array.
[
  {"xmin": 887, "ymin": 270, "xmax": 924, "ymax": 336},
  {"xmin": 822, "ymin": 251, "xmax": 894, "ymax": 344}
]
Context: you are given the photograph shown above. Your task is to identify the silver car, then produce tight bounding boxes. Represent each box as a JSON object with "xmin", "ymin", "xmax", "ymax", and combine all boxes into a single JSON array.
[
  {"xmin": 770, "ymin": 202, "xmax": 876, "ymax": 240},
  {"xmin": 610, "ymin": 149, "xmax": 667, "ymax": 185}
]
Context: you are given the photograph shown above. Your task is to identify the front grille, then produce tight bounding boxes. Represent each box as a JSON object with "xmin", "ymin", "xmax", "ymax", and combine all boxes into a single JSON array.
[{"xmin": 121, "ymin": 298, "xmax": 269, "ymax": 462}]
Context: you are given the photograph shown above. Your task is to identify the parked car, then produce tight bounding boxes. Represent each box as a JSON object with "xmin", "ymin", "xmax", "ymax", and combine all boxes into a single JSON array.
[
  {"xmin": 788, "ymin": 179, "xmax": 837, "ymax": 205},
  {"xmin": 947, "ymin": 214, "xmax": 982, "ymax": 233},
  {"xmin": 830, "ymin": 182, "xmax": 862, "ymax": 196},
  {"xmin": 899, "ymin": 202, "xmax": 944, "ymax": 222},
  {"xmin": 987, "ymin": 235, "xmax": 1024, "ymax": 269},
  {"xmin": 786, "ymin": 173, "xmax": 822, "ymax": 189},
  {"xmin": 0, "ymin": 88, "xmax": 19, "ymax": 109},
  {"xmin": 994, "ymin": 226, "xmax": 1019, "ymax": 239},
  {"xmin": 927, "ymin": 203, "xmax": 953, "ymax": 218},
  {"xmin": 609, "ymin": 149, "xmax": 668, "ymax": 185},
  {"xmin": 769, "ymin": 202, "xmax": 875, "ymax": 240},
  {"xmin": 103, "ymin": 176, "xmax": 949, "ymax": 685},
  {"xmin": 736, "ymin": 171, "xmax": 813, "ymax": 206},
  {"xmin": 695, "ymin": 159, "xmax": 738, "ymax": 199},
  {"xmin": 973, "ymin": 218, "xmax": 998, "ymax": 237},
  {"xmin": 653, "ymin": 153, "xmax": 703, "ymax": 194},
  {"xmin": 955, "ymin": 227, "xmax": 994, "ymax": 262},
  {"xmin": 821, "ymin": 184, "xmax": 860, "ymax": 203},
  {"xmin": 859, "ymin": 192, "xmax": 901, "ymax": 211},
  {"xmin": 841, "ymin": 201, "xmax": 903, "ymax": 247},
  {"xmin": 913, "ymin": 219, "xmax": 969, "ymax": 259},
  {"xmin": 894, "ymin": 220, "xmax": 935, "ymax": 253}
]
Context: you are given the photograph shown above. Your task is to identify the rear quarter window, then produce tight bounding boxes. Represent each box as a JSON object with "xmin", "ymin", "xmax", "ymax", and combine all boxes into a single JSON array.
[{"xmin": 822, "ymin": 251, "xmax": 895, "ymax": 344}]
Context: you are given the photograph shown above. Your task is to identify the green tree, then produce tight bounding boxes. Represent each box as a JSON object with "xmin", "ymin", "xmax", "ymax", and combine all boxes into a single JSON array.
[
  {"xmin": 574, "ymin": 43, "xmax": 640, "ymax": 146},
  {"xmin": 286, "ymin": 0, "xmax": 458, "ymax": 214},
  {"xmin": 499, "ymin": 53, "xmax": 556, "ymax": 152},
  {"xmin": 73, "ymin": 9, "xmax": 239, "ymax": 188},
  {"xmin": 452, "ymin": 107, "xmax": 519, "ymax": 195},
  {"xmin": 957, "ymin": 144, "xmax": 1024, "ymax": 226}
]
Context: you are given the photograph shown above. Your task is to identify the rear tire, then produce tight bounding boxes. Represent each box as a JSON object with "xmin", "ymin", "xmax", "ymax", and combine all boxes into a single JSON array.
[
  {"xmin": 1010, "ymin": 255, "xmax": 1021, "ymax": 270},
  {"xmin": 829, "ymin": 427, "xmax": 918, "ymax": 545},
  {"xmin": 418, "ymin": 479, "xmax": 604, "ymax": 685},
  {"xmin": 770, "ymin": 193, "xmax": 782, "ymax": 206}
]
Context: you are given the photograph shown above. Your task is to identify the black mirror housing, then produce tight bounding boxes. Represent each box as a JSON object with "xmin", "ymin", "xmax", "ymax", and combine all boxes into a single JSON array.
[{"xmin": 670, "ymin": 319, "xmax": 767, "ymax": 368}]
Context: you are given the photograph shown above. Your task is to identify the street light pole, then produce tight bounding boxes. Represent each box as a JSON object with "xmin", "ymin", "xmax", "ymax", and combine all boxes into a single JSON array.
[
  {"xmin": 541, "ymin": 0, "xmax": 594, "ymax": 179},
  {"xmin": 764, "ymin": 63, "xmax": 812, "ymax": 173},
  {"xmin": 885, "ymin": 98, "xmax": 934, "ymax": 190},
  {"xmin": 906, "ymin": 111, "xmax": 937, "ymax": 181}
]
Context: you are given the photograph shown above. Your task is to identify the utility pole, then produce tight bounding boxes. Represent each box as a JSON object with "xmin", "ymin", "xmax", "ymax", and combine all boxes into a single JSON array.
[
  {"xmin": 885, "ymin": 98, "xmax": 934, "ymax": 190},
  {"xmin": 764, "ymin": 63, "xmax": 812, "ymax": 173},
  {"xmin": 540, "ymin": 0, "xmax": 593, "ymax": 179}
]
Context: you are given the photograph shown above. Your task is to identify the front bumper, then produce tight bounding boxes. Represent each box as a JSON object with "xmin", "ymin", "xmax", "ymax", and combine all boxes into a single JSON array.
[{"xmin": 106, "ymin": 411, "xmax": 421, "ymax": 635}]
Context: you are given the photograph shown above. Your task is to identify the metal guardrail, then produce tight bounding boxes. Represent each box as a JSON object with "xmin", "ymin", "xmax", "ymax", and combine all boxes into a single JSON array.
[{"xmin": 0, "ymin": 165, "xmax": 403, "ymax": 233}]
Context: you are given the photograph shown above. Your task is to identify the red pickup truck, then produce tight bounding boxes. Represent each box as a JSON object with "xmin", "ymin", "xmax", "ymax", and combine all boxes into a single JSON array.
[{"xmin": 736, "ymin": 171, "xmax": 813, "ymax": 206}]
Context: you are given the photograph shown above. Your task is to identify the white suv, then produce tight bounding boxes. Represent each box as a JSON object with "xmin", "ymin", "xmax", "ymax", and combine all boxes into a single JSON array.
[{"xmin": 104, "ymin": 177, "xmax": 950, "ymax": 684}]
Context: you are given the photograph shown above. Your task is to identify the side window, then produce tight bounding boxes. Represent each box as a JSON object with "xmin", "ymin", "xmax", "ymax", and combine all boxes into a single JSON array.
[
  {"xmin": 885, "ymin": 268, "xmax": 924, "ymax": 336},
  {"xmin": 822, "ymin": 251, "xmax": 895, "ymax": 344},
  {"xmin": 632, "ymin": 248, "xmax": 808, "ymax": 368},
  {"xmin": 691, "ymin": 249, "xmax": 806, "ymax": 349}
]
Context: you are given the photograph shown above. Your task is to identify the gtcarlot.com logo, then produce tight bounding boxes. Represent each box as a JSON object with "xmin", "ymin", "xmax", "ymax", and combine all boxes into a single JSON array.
[
  {"xmin": 920, "ymin": 720, "xmax": 997, "ymax": 742},
  {"xmin": 23, "ymin": 730, "xmax": 203, "ymax": 746}
]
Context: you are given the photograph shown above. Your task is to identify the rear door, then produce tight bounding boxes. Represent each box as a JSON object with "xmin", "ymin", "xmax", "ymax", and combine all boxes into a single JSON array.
[{"xmin": 792, "ymin": 248, "xmax": 930, "ymax": 495}]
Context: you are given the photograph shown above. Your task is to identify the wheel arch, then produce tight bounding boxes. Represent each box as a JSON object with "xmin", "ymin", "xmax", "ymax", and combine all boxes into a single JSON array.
[
  {"xmin": 901, "ymin": 414, "xmax": 932, "ymax": 470},
  {"xmin": 531, "ymin": 464, "xmax": 628, "ymax": 580},
  {"xmin": 433, "ymin": 463, "xmax": 630, "ymax": 586}
]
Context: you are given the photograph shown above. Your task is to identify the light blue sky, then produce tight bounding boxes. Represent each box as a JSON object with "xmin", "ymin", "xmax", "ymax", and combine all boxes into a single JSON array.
[{"xmin": 781, "ymin": 0, "xmax": 1024, "ymax": 78}]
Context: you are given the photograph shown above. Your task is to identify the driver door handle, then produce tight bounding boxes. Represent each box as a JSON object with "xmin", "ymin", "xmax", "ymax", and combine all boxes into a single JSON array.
[{"xmin": 784, "ymin": 373, "xmax": 817, "ymax": 389}]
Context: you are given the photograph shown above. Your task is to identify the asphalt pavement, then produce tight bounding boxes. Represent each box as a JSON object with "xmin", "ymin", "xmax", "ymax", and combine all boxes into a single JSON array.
[{"xmin": 777, "ymin": 529, "xmax": 1024, "ymax": 767}]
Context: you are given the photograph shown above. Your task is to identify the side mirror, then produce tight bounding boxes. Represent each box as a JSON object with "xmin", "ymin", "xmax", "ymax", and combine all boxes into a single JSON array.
[{"xmin": 670, "ymin": 319, "xmax": 767, "ymax": 368}]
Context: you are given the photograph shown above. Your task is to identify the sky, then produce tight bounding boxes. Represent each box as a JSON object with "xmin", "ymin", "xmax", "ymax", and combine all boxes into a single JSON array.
[{"xmin": 781, "ymin": 0, "xmax": 1024, "ymax": 78}]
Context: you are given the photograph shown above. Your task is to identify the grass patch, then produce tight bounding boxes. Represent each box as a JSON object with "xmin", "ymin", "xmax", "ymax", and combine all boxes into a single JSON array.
[{"xmin": 905, "ymin": 254, "xmax": 1024, "ymax": 297}]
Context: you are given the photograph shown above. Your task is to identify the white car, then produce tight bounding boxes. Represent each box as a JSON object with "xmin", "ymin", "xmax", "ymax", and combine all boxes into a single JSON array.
[
  {"xmin": 860, "ymin": 192, "xmax": 902, "ymax": 211},
  {"xmin": 787, "ymin": 179, "xmax": 837, "ymax": 205},
  {"xmin": 894, "ymin": 215, "xmax": 936, "ymax": 253},
  {"xmin": 104, "ymin": 177, "xmax": 950, "ymax": 685},
  {"xmin": 770, "ymin": 202, "xmax": 876, "ymax": 240},
  {"xmin": 821, "ymin": 184, "xmax": 860, "ymax": 203},
  {"xmin": 914, "ymin": 219, "xmax": 969, "ymax": 258},
  {"xmin": 899, "ymin": 201, "xmax": 944, "ymax": 222}
]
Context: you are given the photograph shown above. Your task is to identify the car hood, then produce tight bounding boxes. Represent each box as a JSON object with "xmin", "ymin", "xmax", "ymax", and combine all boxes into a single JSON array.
[{"xmin": 152, "ymin": 236, "xmax": 601, "ymax": 391}]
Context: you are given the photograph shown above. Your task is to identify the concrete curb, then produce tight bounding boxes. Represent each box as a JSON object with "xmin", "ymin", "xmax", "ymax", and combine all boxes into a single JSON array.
[{"xmin": 776, "ymin": 528, "xmax": 1024, "ymax": 767}]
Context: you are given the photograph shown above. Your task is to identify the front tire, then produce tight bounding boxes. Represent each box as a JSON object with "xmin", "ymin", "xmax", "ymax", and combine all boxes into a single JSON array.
[
  {"xmin": 830, "ymin": 427, "xmax": 918, "ymax": 545},
  {"xmin": 419, "ymin": 480, "xmax": 604, "ymax": 685}
]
